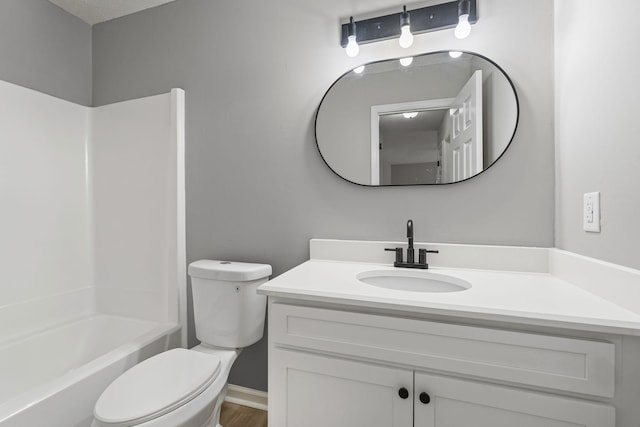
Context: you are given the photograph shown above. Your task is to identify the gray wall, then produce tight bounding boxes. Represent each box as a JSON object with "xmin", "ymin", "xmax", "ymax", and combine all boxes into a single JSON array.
[
  {"xmin": 0, "ymin": 0, "xmax": 91, "ymax": 105},
  {"xmin": 93, "ymin": 0, "xmax": 555, "ymax": 391},
  {"xmin": 554, "ymin": 0, "xmax": 640, "ymax": 270}
]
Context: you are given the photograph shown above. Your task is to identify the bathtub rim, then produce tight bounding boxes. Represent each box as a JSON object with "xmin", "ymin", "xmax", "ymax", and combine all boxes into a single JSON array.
[{"xmin": 0, "ymin": 315, "xmax": 180, "ymax": 424}]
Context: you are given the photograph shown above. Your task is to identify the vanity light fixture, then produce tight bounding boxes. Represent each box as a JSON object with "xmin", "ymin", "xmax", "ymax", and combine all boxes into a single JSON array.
[
  {"xmin": 449, "ymin": 51, "xmax": 463, "ymax": 58},
  {"xmin": 455, "ymin": 0, "xmax": 472, "ymax": 39},
  {"xmin": 398, "ymin": 6, "xmax": 414, "ymax": 48},
  {"xmin": 403, "ymin": 112, "xmax": 419, "ymax": 119},
  {"xmin": 340, "ymin": 0, "xmax": 477, "ymax": 55},
  {"xmin": 345, "ymin": 16, "xmax": 359, "ymax": 57},
  {"xmin": 399, "ymin": 57, "xmax": 414, "ymax": 66},
  {"xmin": 353, "ymin": 65, "xmax": 366, "ymax": 74}
]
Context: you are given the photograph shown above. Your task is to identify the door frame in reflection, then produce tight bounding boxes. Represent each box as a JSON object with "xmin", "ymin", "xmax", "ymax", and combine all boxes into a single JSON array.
[{"xmin": 370, "ymin": 98, "xmax": 454, "ymax": 185}]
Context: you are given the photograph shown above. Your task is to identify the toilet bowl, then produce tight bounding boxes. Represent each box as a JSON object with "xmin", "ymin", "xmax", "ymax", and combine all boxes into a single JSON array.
[{"xmin": 92, "ymin": 260, "xmax": 271, "ymax": 427}]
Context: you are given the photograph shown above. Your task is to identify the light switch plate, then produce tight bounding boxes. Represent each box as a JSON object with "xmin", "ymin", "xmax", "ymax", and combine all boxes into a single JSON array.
[{"xmin": 583, "ymin": 192, "xmax": 601, "ymax": 232}]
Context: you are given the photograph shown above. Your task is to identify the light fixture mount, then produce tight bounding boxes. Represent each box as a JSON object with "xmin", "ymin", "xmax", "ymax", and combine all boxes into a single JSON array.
[
  {"xmin": 400, "ymin": 5, "xmax": 410, "ymax": 28},
  {"xmin": 347, "ymin": 16, "xmax": 357, "ymax": 38},
  {"xmin": 458, "ymin": 0, "xmax": 471, "ymax": 17},
  {"xmin": 340, "ymin": 0, "xmax": 477, "ymax": 48}
]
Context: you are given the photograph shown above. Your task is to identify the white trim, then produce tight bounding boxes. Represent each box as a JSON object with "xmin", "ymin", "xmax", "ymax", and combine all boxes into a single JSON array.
[
  {"xmin": 171, "ymin": 88, "xmax": 188, "ymax": 348},
  {"xmin": 370, "ymin": 98, "xmax": 454, "ymax": 185},
  {"xmin": 225, "ymin": 384, "xmax": 268, "ymax": 411},
  {"xmin": 370, "ymin": 108, "xmax": 380, "ymax": 185}
]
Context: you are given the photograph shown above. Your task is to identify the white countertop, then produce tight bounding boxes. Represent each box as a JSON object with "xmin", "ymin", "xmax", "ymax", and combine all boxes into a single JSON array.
[{"xmin": 258, "ymin": 259, "xmax": 640, "ymax": 336}]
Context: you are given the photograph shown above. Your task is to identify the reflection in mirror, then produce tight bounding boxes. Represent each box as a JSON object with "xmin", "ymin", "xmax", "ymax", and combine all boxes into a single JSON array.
[
  {"xmin": 378, "ymin": 108, "xmax": 449, "ymax": 185},
  {"xmin": 315, "ymin": 52, "xmax": 518, "ymax": 186}
]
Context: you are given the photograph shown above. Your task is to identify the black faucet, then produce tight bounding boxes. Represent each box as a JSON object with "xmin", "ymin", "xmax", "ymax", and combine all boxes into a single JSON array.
[
  {"xmin": 385, "ymin": 219, "xmax": 439, "ymax": 269},
  {"xmin": 406, "ymin": 219, "xmax": 414, "ymax": 264}
]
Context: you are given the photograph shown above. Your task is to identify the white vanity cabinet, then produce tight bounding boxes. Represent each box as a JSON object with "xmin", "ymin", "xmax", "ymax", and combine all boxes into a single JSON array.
[
  {"xmin": 270, "ymin": 348, "xmax": 413, "ymax": 427},
  {"xmin": 412, "ymin": 372, "xmax": 612, "ymax": 427},
  {"xmin": 268, "ymin": 301, "xmax": 617, "ymax": 427}
]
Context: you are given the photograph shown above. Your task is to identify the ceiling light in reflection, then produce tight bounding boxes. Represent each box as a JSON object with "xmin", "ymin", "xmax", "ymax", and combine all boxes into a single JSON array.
[
  {"xmin": 353, "ymin": 65, "xmax": 365, "ymax": 74},
  {"xmin": 399, "ymin": 57, "xmax": 413, "ymax": 66},
  {"xmin": 403, "ymin": 112, "xmax": 419, "ymax": 119},
  {"xmin": 449, "ymin": 51, "xmax": 463, "ymax": 58}
]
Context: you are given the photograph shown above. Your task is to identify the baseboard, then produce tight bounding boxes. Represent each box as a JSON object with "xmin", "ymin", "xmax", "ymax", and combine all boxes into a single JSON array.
[{"xmin": 225, "ymin": 384, "xmax": 268, "ymax": 411}]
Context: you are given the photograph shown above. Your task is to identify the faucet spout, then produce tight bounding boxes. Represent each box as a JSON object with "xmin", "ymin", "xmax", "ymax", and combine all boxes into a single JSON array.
[
  {"xmin": 384, "ymin": 218, "xmax": 439, "ymax": 269},
  {"xmin": 406, "ymin": 219, "xmax": 414, "ymax": 263}
]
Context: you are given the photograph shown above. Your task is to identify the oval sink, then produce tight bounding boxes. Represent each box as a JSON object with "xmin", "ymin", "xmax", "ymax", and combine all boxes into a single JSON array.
[{"xmin": 357, "ymin": 270, "xmax": 471, "ymax": 293}]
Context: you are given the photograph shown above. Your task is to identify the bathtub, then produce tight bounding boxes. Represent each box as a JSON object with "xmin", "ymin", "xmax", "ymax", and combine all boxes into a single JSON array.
[{"xmin": 0, "ymin": 313, "xmax": 180, "ymax": 427}]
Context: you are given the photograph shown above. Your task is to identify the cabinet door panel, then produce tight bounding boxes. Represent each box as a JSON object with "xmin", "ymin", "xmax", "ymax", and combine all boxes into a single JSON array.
[
  {"xmin": 414, "ymin": 372, "xmax": 614, "ymax": 427},
  {"xmin": 270, "ymin": 348, "xmax": 413, "ymax": 427}
]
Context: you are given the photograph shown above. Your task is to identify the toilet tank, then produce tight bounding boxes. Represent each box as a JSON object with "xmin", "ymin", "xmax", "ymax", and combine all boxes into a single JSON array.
[{"xmin": 188, "ymin": 260, "xmax": 271, "ymax": 348}]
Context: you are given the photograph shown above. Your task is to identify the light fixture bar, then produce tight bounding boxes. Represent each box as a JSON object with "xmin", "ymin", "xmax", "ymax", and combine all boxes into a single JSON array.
[{"xmin": 340, "ymin": 0, "xmax": 477, "ymax": 48}]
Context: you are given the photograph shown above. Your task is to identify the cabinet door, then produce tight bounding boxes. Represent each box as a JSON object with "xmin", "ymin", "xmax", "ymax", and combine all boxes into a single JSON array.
[
  {"xmin": 414, "ymin": 372, "xmax": 615, "ymax": 427},
  {"xmin": 270, "ymin": 348, "xmax": 413, "ymax": 427}
]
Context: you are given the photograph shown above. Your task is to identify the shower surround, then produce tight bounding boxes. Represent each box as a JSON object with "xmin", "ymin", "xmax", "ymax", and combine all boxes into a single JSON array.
[{"xmin": 0, "ymin": 80, "xmax": 186, "ymax": 426}]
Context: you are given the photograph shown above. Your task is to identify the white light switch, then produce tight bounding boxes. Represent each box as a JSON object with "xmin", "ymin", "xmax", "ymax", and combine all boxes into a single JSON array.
[{"xmin": 583, "ymin": 192, "xmax": 601, "ymax": 232}]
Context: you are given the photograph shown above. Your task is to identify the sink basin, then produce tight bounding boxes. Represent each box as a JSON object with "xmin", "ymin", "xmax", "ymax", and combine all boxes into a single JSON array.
[{"xmin": 357, "ymin": 270, "xmax": 471, "ymax": 293}]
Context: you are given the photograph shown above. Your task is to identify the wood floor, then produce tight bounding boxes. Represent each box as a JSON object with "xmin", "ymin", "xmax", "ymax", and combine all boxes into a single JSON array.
[{"xmin": 220, "ymin": 402, "xmax": 268, "ymax": 427}]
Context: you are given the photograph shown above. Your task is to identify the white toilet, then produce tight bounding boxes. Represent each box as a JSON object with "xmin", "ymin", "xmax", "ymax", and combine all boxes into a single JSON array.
[{"xmin": 91, "ymin": 260, "xmax": 271, "ymax": 427}]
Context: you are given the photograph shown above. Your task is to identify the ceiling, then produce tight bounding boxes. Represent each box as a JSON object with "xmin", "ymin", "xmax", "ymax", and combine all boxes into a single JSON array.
[
  {"xmin": 48, "ymin": 0, "xmax": 178, "ymax": 25},
  {"xmin": 380, "ymin": 109, "xmax": 449, "ymax": 136}
]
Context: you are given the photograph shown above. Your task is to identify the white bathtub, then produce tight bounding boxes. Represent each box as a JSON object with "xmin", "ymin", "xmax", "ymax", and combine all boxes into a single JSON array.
[{"xmin": 0, "ymin": 313, "xmax": 180, "ymax": 427}]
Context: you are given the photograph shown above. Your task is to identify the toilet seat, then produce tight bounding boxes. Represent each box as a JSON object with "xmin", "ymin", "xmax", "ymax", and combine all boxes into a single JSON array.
[{"xmin": 94, "ymin": 348, "xmax": 221, "ymax": 427}]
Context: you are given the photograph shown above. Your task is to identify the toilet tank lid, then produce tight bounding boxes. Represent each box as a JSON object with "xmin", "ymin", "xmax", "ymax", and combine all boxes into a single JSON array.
[{"xmin": 188, "ymin": 260, "xmax": 272, "ymax": 282}]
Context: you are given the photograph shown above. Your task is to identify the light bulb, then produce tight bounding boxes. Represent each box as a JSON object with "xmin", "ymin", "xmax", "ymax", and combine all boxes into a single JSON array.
[
  {"xmin": 455, "ymin": 14, "xmax": 471, "ymax": 39},
  {"xmin": 399, "ymin": 57, "xmax": 413, "ymax": 67},
  {"xmin": 398, "ymin": 6, "xmax": 413, "ymax": 49},
  {"xmin": 449, "ymin": 51, "xmax": 463, "ymax": 58},
  {"xmin": 345, "ymin": 16, "xmax": 359, "ymax": 57},
  {"xmin": 399, "ymin": 25, "xmax": 414, "ymax": 48},
  {"xmin": 403, "ymin": 112, "xmax": 418, "ymax": 119},
  {"xmin": 345, "ymin": 35, "xmax": 359, "ymax": 57},
  {"xmin": 353, "ymin": 65, "xmax": 365, "ymax": 74}
]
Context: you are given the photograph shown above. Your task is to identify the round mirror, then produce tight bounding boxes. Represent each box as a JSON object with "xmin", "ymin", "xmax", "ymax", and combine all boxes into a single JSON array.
[{"xmin": 315, "ymin": 51, "xmax": 519, "ymax": 186}]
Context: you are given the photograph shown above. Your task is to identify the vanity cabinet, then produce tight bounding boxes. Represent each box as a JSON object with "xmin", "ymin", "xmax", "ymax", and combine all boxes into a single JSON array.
[
  {"xmin": 270, "ymin": 348, "xmax": 413, "ymax": 427},
  {"xmin": 271, "ymin": 348, "xmax": 612, "ymax": 427},
  {"xmin": 268, "ymin": 302, "xmax": 616, "ymax": 427},
  {"xmin": 412, "ymin": 372, "xmax": 612, "ymax": 426}
]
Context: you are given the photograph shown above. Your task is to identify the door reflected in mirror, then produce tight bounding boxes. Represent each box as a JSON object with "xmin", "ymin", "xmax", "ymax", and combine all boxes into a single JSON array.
[{"xmin": 315, "ymin": 52, "xmax": 519, "ymax": 186}]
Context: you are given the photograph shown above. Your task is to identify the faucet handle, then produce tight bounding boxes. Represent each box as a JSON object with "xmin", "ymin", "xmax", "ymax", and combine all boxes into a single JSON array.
[
  {"xmin": 418, "ymin": 248, "xmax": 439, "ymax": 266},
  {"xmin": 385, "ymin": 247, "xmax": 403, "ymax": 264}
]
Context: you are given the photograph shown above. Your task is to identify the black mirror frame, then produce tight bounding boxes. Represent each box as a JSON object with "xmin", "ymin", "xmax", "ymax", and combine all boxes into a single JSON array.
[{"xmin": 314, "ymin": 50, "xmax": 520, "ymax": 187}]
